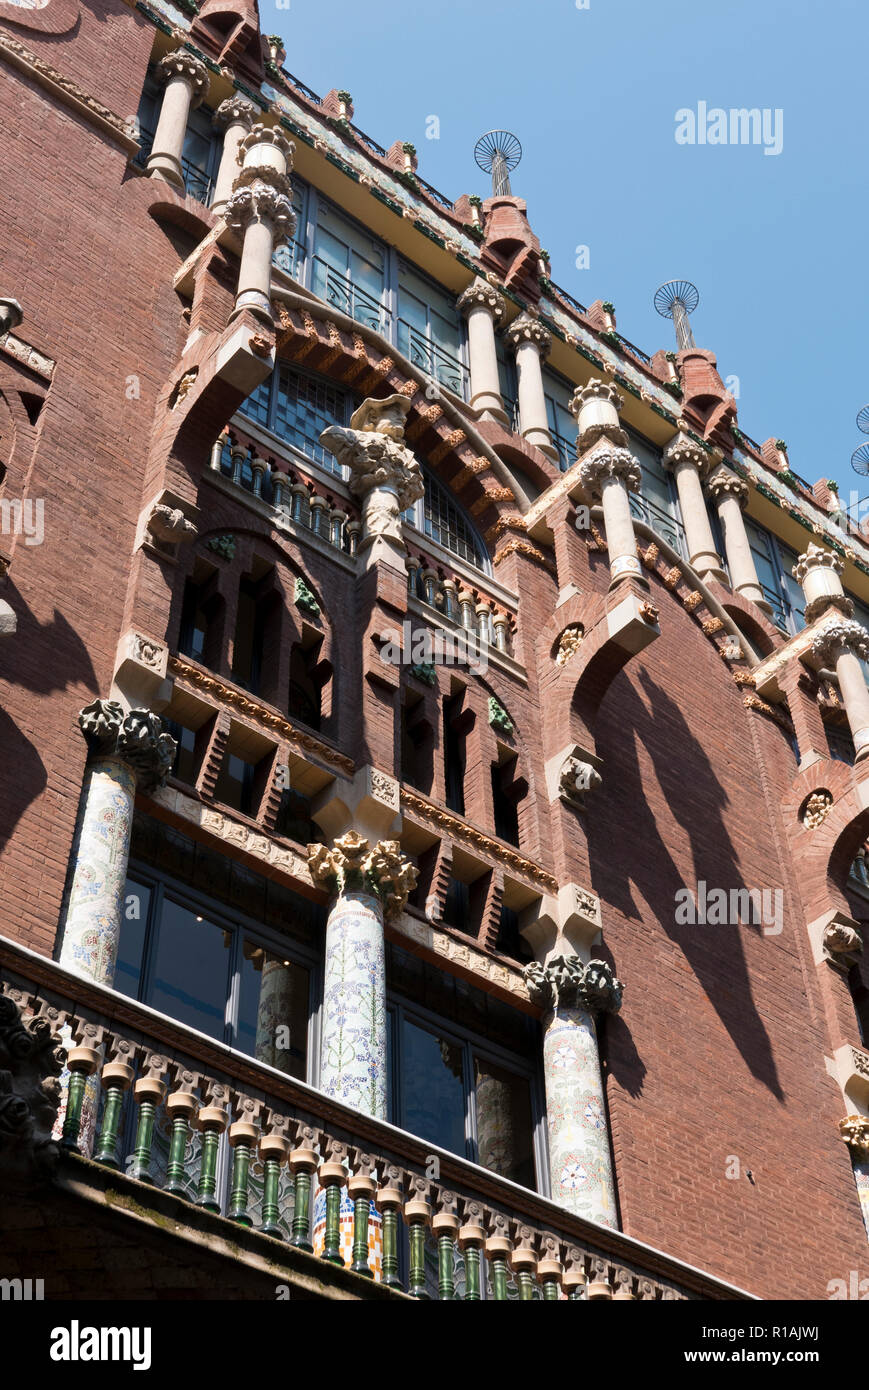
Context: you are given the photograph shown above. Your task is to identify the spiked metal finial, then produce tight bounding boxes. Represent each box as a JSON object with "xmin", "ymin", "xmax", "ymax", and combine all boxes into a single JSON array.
[
  {"xmin": 474, "ymin": 130, "xmax": 522, "ymax": 197},
  {"xmin": 654, "ymin": 279, "xmax": 699, "ymax": 351}
]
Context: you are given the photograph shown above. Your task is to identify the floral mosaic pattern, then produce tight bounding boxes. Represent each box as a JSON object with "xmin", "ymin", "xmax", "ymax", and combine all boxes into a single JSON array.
[
  {"xmin": 60, "ymin": 760, "xmax": 136, "ymax": 986},
  {"xmin": 543, "ymin": 1002, "xmax": 617, "ymax": 1228},
  {"xmin": 320, "ymin": 892, "xmax": 387, "ymax": 1119}
]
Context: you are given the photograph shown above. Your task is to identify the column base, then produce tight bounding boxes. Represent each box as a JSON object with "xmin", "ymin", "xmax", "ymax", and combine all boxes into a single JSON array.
[{"xmin": 145, "ymin": 154, "xmax": 185, "ymax": 188}]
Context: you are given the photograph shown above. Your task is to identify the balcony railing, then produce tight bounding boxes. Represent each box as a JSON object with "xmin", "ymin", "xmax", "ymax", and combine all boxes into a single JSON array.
[
  {"xmin": 397, "ymin": 321, "xmax": 469, "ymax": 400},
  {"xmin": 629, "ymin": 494, "xmax": 687, "ymax": 561},
  {"xmin": 273, "ymin": 239, "xmax": 307, "ymax": 281},
  {"xmin": 133, "ymin": 128, "xmax": 214, "ymax": 207},
  {"xmin": 0, "ymin": 940, "xmax": 748, "ymax": 1301},
  {"xmin": 310, "ymin": 257, "xmax": 391, "ymax": 335}
]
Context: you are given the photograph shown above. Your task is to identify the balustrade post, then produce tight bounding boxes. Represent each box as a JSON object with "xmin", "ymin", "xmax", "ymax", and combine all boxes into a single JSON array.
[
  {"xmin": 195, "ymin": 1080, "xmax": 230, "ymax": 1213},
  {"xmin": 317, "ymin": 1140, "xmax": 349, "ymax": 1267},
  {"xmin": 563, "ymin": 1247, "xmax": 587, "ymax": 1301},
  {"xmin": 60, "ymin": 1023, "xmax": 104, "ymax": 1153},
  {"xmin": 289, "ymin": 1123, "xmax": 320, "ymax": 1251},
  {"xmin": 432, "ymin": 1189, "xmax": 460, "ymax": 1300},
  {"xmin": 377, "ymin": 1165, "xmax": 405, "ymax": 1289},
  {"xmin": 404, "ymin": 1178, "xmax": 431, "ymax": 1300},
  {"xmin": 128, "ymin": 1051, "xmax": 168, "ymax": 1184},
  {"xmin": 259, "ymin": 1111, "xmax": 292, "ymax": 1239},
  {"xmin": 164, "ymin": 1065, "xmax": 200, "ymax": 1198},
  {"xmin": 458, "ymin": 1200, "xmax": 486, "ymax": 1301},
  {"xmin": 510, "ymin": 1223, "xmax": 539, "ymax": 1301},
  {"xmin": 227, "ymin": 1094, "xmax": 264, "ymax": 1227},
  {"xmin": 538, "ymin": 1235, "xmax": 564, "ymax": 1301},
  {"xmin": 484, "ymin": 1213, "xmax": 512, "ymax": 1301},
  {"xmin": 93, "ymin": 1034, "xmax": 136, "ymax": 1169},
  {"xmin": 348, "ymin": 1150, "xmax": 377, "ymax": 1278}
]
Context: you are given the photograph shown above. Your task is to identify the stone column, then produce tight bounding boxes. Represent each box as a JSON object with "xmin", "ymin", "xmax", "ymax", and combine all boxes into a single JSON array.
[
  {"xmin": 578, "ymin": 444, "xmax": 643, "ymax": 588},
  {"xmin": 145, "ymin": 50, "xmax": 210, "ymax": 188},
  {"xmin": 226, "ymin": 125, "xmax": 296, "ymax": 324},
  {"xmin": 504, "ymin": 312, "xmax": 556, "ymax": 458},
  {"xmin": 840, "ymin": 1116, "xmax": 869, "ymax": 1240},
  {"xmin": 663, "ymin": 433, "xmax": 726, "ymax": 581},
  {"xmin": 706, "ymin": 468, "xmax": 770, "ymax": 613},
  {"xmin": 308, "ymin": 831, "xmax": 417, "ymax": 1120},
  {"xmin": 320, "ymin": 394, "xmax": 425, "ymax": 571},
  {"xmin": 522, "ymin": 956, "xmax": 622, "ymax": 1228},
  {"xmin": 59, "ymin": 699, "xmax": 176, "ymax": 985},
  {"xmin": 792, "ymin": 542, "xmax": 851, "ymax": 624},
  {"xmin": 457, "ymin": 278, "xmax": 507, "ymax": 421},
  {"xmin": 812, "ymin": 621, "xmax": 869, "ymax": 762},
  {"xmin": 211, "ymin": 97, "xmax": 257, "ymax": 216},
  {"xmin": 524, "ymin": 955, "xmax": 622, "ymax": 1228}
]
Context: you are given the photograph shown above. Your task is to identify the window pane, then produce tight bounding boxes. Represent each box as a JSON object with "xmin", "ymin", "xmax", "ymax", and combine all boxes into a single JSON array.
[
  {"xmin": 474, "ymin": 1056, "xmax": 535, "ymax": 1188},
  {"xmin": 149, "ymin": 900, "xmax": 231, "ymax": 1040},
  {"xmin": 237, "ymin": 942, "xmax": 309, "ymax": 1080},
  {"xmin": 116, "ymin": 877, "xmax": 151, "ymax": 999},
  {"xmin": 423, "ymin": 471, "xmax": 486, "ymax": 569},
  {"xmin": 401, "ymin": 1019, "xmax": 466, "ymax": 1156},
  {"xmin": 274, "ymin": 365, "xmax": 347, "ymax": 475}
]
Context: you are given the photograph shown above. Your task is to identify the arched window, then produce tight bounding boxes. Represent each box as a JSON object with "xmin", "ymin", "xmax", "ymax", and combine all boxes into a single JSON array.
[{"xmin": 404, "ymin": 468, "xmax": 489, "ymax": 571}]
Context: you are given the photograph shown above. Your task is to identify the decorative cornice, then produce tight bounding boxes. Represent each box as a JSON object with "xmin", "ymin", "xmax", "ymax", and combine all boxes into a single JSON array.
[
  {"xmin": 523, "ymin": 955, "xmax": 623, "ymax": 1017},
  {"xmin": 167, "ymin": 656, "xmax": 355, "ymax": 776},
  {"xmin": 0, "ymin": 33, "xmax": 138, "ymax": 153},
  {"xmin": 399, "ymin": 787, "xmax": 558, "ymax": 892},
  {"xmin": 307, "ymin": 831, "xmax": 418, "ymax": 917},
  {"xmin": 78, "ymin": 699, "xmax": 176, "ymax": 794}
]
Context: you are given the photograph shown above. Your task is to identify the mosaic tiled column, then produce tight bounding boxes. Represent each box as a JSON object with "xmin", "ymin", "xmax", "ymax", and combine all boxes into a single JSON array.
[
  {"xmin": 524, "ymin": 955, "xmax": 623, "ymax": 1228},
  {"xmin": 55, "ymin": 699, "xmax": 176, "ymax": 1148},
  {"xmin": 253, "ymin": 955, "xmax": 297, "ymax": 1070},
  {"xmin": 308, "ymin": 831, "xmax": 418, "ymax": 1118},
  {"xmin": 307, "ymin": 833, "xmax": 417, "ymax": 1273},
  {"xmin": 840, "ymin": 1115, "xmax": 869, "ymax": 1240}
]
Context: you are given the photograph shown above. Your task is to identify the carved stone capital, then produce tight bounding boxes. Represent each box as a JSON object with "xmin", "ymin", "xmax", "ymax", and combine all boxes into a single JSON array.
[
  {"xmin": 155, "ymin": 50, "xmax": 209, "ymax": 108},
  {"xmin": 225, "ymin": 181, "xmax": 296, "ymax": 245},
  {"xmin": 663, "ymin": 431, "xmax": 711, "ymax": 477},
  {"xmin": 320, "ymin": 401, "xmax": 424, "ymax": 539},
  {"xmin": 457, "ymin": 277, "xmax": 506, "ymax": 326},
  {"xmin": 238, "ymin": 123, "xmax": 294, "ymax": 163},
  {"xmin": 811, "ymin": 618, "xmax": 869, "ymax": 669},
  {"xmin": 504, "ymin": 310, "xmax": 552, "ymax": 357},
  {"xmin": 523, "ymin": 954, "xmax": 623, "ymax": 1017},
  {"xmin": 570, "ymin": 378, "xmax": 623, "ymax": 416},
  {"xmin": 307, "ymin": 831, "xmax": 419, "ymax": 917},
  {"xmin": 213, "ymin": 97, "xmax": 258, "ymax": 132},
  {"xmin": 793, "ymin": 542, "xmax": 844, "ymax": 585},
  {"xmin": 0, "ymin": 991, "xmax": 64, "ymax": 1188},
  {"xmin": 578, "ymin": 443, "xmax": 642, "ymax": 497},
  {"xmin": 706, "ymin": 467, "xmax": 748, "ymax": 507},
  {"xmin": 840, "ymin": 1114, "xmax": 869, "ymax": 1156},
  {"xmin": 77, "ymin": 699, "xmax": 176, "ymax": 793}
]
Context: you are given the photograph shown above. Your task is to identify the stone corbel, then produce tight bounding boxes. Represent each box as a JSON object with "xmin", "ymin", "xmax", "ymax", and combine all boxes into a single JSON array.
[
  {"xmin": 545, "ymin": 741, "xmax": 603, "ymax": 809},
  {"xmin": 807, "ymin": 908, "xmax": 864, "ymax": 972},
  {"xmin": 606, "ymin": 587, "xmax": 661, "ymax": 654},
  {"xmin": 135, "ymin": 489, "xmax": 200, "ymax": 560},
  {"xmin": 828, "ymin": 1042, "xmax": 869, "ymax": 1115},
  {"xmin": 520, "ymin": 881, "xmax": 602, "ymax": 962},
  {"xmin": 111, "ymin": 630, "xmax": 173, "ymax": 713},
  {"xmin": 312, "ymin": 764, "xmax": 402, "ymax": 843}
]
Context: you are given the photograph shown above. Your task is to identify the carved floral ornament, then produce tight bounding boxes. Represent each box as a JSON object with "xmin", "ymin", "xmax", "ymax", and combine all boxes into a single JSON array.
[
  {"xmin": 706, "ymin": 468, "xmax": 748, "ymax": 506},
  {"xmin": 0, "ymin": 991, "xmax": 64, "ymax": 1185},
  {"xmin": 792, "ymin": 542, "xmax": 844, "ymax": 585},
  {"xmin": 569, "ymin": 378, "xmax": 624, "ymax": 417},
  {"xmin": 320, "ymin": 395, "xmax": 424, "ymax": 514},
  {"xmin": 457, "ymin": 278, "xmax": 506, "ymax": 326},
  {"xmin": 839, "ymin": 1114, "xmax": 869, "ymax": 1155},
  {"xmin": 663, "ymin": 432, "xmax": 710, "ymax": 476},
  {"xmin": 145, "ymin": 502, "xmax": 197, "ymax": 545},
  {"xmin": 307, "ymin": 831, "xmax": 419, "ymax": 917},
  {"xmin": 77, "ymin": 699, "xmax": 176, "ymax": 794},
  {"xmin": 523, "ymin": 954, "xmax": 623, "ymax": 1017},
  {"xmin": 225, "ymin": 181, "xmax": 296, "ymax": 245},
  {"xmin": 811, "ymin": 619, "xmax": 869, "ymax": 669},
  {"xmin": 503, "ymin": 311, "xmax": 552, "ymax": 356},
  {"xmin": 802, "ymin": 790, "xmax": 833, "ymax": 830},
  {"xmin": 578, "ymin": 443, "xmax": 642, "ymax": 497},
  {"xmin": 156, "ymin": 50, "xmax": 210, "ymax": 107},
  {"xmin": 559, "ymin": 756, "xmax": 602, "ymax": 808},
  {"xmin": 213, "ymin": 97, "xmax": 258, "ymax": 133},
  {"xmin": 555, "ymin": 624, "xmax": 584, "ymax": 666}
]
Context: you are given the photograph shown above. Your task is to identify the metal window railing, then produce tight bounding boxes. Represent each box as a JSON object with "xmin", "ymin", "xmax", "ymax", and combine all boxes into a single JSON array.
[
  {"xmin": 398, "ymin": 320, "xmax": 469, "ymax": 400},
  {"xmin": 311, "ymin": 257, "xmax": 391, "ymax": 335},
  {"xmin": 273, "ymin": 240, "xmax": 307, "ymax": 280},
  {"xmin": 133, "ymin": 126, "xmax": 214, "ymax": 206},
  {"xmin": 629, "ymin": 493, "xmax": 687, "ymax": 560}
]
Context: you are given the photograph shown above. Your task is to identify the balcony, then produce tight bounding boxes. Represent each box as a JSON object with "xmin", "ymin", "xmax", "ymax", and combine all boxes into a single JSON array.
[{"xmin": 1, "ymin": 938, "xmax": 749, "ymax": 1301}]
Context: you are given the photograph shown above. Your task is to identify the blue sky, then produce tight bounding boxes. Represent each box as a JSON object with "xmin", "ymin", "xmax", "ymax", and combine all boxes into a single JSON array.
[{"xmin": 261, "ymin": 0, "xmax": 867, "ymax": 506}]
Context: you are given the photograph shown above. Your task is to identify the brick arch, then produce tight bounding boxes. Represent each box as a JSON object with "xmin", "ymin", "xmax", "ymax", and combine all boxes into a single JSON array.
[
  {"xmin": 273, "ymin": 302, "xmax": 529, "ymax": 550},
  {"xmin": 0, "ymin": 367, "xmax": 48, "ymax": 494},
  {"xmin": 716, "ymin": 592, "xmax": 782, "ymax": 658},
  {"xmin": 781, "ymin": 760, "xmax": 869, "ymax": 920}
]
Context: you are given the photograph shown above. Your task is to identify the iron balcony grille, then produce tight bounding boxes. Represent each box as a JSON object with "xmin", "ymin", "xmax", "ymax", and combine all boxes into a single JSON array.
[
  {"xmin": 273, "ymin": 240, "xmax": 307, "ymax": 280},
  {"xmin": 310, "ymin": 257, "xmax": 392, "ymax": 335},
  {"xmin": 133, "ymin": 127, "xmax": 214, "ymax": 207},
  {"xmin": 629, "ymin": 493, "xmax": 688, "ymax": 561},
  {"xmin": 397, "ymin": 319, "xmax": 469, "ymax": 400}
]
